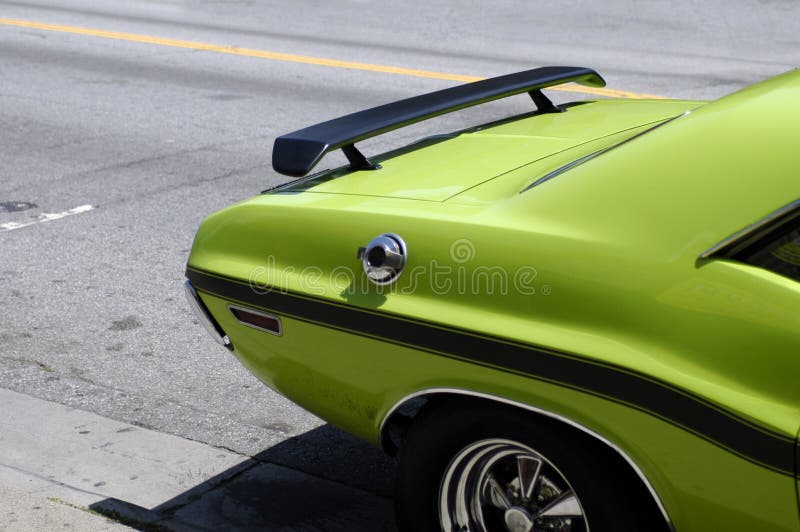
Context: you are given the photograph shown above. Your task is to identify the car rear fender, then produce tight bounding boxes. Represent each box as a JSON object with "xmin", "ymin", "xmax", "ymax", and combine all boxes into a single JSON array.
[{"xmin": 380, "ymin": 387, "xmax": 674, "ymax": 531}]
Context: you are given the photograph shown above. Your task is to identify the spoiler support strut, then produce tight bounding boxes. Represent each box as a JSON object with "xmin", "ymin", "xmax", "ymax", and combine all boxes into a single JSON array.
[
  {"xmin": 341, "ymin": 143, "xmax": 381, "ymax": 172},
  {"xmin": 529, "ymin": 89, "xmax": 561, "ymax": 114}
]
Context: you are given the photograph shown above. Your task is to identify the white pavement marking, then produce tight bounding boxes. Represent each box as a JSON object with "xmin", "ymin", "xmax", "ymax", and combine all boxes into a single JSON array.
[{"xmin": 0, "ymin": 204, "xmax": 94, "ymax": 231}]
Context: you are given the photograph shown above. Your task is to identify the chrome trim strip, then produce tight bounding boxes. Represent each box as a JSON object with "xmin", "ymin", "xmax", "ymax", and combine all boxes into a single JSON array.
[
  {"xmin": 379, "ymin": 387, "xmax": 674, "ymax": 531},
  {"xmin": 228, "ymin": 304, "xmax": 283, "ymax": 336},
  {"xmin": 699, "ymin": 199, "xmax": 800, "ymax": 259},
  {"xmin": 184, "ymin": 280, "xmax": 232, "ymax": 349}
]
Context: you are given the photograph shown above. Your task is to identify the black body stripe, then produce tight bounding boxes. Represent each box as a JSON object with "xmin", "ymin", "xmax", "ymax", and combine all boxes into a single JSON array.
[{"xmin": 186, "ymin": 266, "xmax": 796, "ymax": 475}]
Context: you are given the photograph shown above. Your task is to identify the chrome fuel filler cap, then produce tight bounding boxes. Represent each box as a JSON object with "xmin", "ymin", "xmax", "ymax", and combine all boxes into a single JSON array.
[{"xmin": 358, "ymin": 233, "xmax": 407, "ymax": 286}]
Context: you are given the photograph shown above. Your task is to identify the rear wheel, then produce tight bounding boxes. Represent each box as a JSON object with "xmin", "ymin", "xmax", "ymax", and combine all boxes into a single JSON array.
[
  {"xmin": 394, "ymin": 398, "xmax": 664, "ymax": 532},
  {"xmin": 439, "ymin": 438, "xmax": 587, "ymax": 532}
]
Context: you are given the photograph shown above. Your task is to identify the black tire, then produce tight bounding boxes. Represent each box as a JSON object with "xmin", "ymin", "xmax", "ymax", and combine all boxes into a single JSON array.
[{"xmin": 394, "ymin": 397, "xmax": 667, "ymax": 532}]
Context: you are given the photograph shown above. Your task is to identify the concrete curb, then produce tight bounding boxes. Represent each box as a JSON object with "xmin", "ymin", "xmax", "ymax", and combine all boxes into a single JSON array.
[{"xmin": 0, "ymin": 388, "xmax": 395, "ymax": 530}]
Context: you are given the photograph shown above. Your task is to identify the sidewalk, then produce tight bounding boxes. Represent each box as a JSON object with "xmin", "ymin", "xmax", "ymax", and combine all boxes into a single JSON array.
[
  {"xmin": 0, "ymin": 482, "xmax": 129, "ymax": 532},
  {"xmin": 0, "ymin": 388, "xmax": 395, "ymax": 531}
]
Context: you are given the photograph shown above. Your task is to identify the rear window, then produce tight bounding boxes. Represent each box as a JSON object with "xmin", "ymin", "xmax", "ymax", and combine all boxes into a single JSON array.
[
  {"xmin": 706, "ymin": 201, "xmax": 800, "ymax": 283},
  {"xmin": 737, "ymin": 219, "xmax": 800, "ymax": 282}
]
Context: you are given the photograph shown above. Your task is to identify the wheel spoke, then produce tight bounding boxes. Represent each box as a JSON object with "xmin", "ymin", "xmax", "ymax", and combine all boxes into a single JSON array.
[
  {"xmin": 516, "ymin": 455, "xmax": 542, "ymax": 502},
  {"xmin": 536, "ymin": 491, "xmax": 583, "ymax": 519},
  {"xmin": 482, "ymin": 472, "xmax": 512, "ymax": 509}
]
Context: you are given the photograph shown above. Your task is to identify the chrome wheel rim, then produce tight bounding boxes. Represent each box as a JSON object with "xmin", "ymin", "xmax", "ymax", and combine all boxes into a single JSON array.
[{"xmin": 439, "ymin": 439, "xmax": 588, "ymax": 532}]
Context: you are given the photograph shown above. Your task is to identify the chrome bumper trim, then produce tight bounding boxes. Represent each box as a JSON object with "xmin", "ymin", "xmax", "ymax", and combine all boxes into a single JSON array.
[{"xmin": 184, "ymin": 280, "xmax": 232, "ymax": 350}]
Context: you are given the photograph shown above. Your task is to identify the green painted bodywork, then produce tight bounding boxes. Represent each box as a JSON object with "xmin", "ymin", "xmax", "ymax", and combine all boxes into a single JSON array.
[{"xmin": 187, "ymin": 71, "xmax": 800, "ymax": 530}]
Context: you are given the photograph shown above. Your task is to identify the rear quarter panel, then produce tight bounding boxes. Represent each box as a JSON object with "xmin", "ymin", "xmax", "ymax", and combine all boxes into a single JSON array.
[{"xmin": 188, "ymin": 187, "xmax": 800, "ymax": 530}]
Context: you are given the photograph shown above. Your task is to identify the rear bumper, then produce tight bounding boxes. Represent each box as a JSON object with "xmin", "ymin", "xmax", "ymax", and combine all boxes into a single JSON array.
[{"xmin": 184, "ymin": 280, "xmax": 232, "ymax": 350}]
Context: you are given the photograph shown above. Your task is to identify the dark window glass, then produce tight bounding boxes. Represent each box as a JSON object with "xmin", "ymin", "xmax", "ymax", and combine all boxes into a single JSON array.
[{"xmin": 738, "ymin": 217, "xmax": 800, "ymax": 282}]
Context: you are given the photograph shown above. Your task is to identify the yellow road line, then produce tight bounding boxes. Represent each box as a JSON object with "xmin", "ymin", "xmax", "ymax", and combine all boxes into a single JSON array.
[{"xmin": 0, "ymin": 18, "xmax": 666, "ymax": 99}]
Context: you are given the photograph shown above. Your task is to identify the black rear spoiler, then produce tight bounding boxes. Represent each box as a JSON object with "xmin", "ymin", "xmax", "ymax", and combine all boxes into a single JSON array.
[{"xmin": 272, "ymin": 66, "xmax": 605, "ymax": 177}]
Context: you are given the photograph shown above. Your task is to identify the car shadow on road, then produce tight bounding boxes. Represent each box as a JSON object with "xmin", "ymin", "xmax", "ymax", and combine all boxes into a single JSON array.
[{"xmin": 89, "ymin": 424, "xmax": 399, "ymax": 531}]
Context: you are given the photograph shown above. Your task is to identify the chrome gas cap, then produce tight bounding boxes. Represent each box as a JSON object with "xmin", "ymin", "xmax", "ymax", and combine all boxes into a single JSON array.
[{"xmin": 358, "ymin": 233, "xmax": 407, "ymax": 286}]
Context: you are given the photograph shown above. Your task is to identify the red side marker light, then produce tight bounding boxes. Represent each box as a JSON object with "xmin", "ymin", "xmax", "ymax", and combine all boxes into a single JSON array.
[{"xmin": 229, "ymin": 305, "xmax": 282, "ymax": 336}]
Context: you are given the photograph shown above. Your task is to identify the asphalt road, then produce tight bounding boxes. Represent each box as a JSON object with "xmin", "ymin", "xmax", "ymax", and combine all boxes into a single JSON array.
[{"xmin": 0, "ymin": 0, "xmax": 798, "ymax": 529}]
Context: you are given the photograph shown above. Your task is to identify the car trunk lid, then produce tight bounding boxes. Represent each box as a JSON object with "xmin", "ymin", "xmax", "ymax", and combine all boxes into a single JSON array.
[{"xmin": 271, "ymin": 99, "xmax": 701, "ymax": 202}]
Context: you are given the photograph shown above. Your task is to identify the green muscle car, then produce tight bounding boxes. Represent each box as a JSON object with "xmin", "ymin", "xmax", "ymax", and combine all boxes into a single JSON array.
[{"xmin": 184, "ymin": 66, "xmax": 800, "ymax": 532}]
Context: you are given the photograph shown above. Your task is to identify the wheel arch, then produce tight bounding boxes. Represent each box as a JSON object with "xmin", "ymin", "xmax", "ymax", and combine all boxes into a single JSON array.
[{"xmin": 380, "ymin": 387, "xmax": 674, "ymax": 532}]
